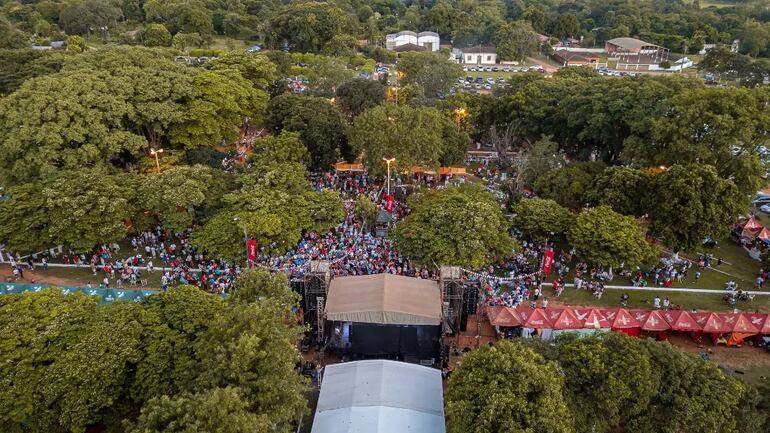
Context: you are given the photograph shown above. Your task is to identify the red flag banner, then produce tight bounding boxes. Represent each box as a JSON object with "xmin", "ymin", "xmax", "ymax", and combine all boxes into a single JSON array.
[
  {"xmin": 247, "ymin": 239, "xmax": 257, "ymax": 262},
  {"xmin": 543, "ymin": 249, "xmax": 555, "ymax": 274},
  {"xmin": 385, "ymin": 194, "xmax": 395, "ymax": 213}
]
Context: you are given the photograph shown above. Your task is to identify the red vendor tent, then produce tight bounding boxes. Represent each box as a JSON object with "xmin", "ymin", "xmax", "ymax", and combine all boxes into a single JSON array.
[
  {"xmin": 488, "ymin": 307, "xmax": 522, "ymax": 327},
  {"xmin": 604, "ymin": 308, "xmax": 642, "ymax": 329},
  {"xmin": 640, "ymin": 310, "xmax": 670, "ymax": 331},
  {"xmin": 517, "ymin": 307, "xmax": 553, "ymax": 328},
  {"xmin": 691, "ymin": 312, "xmax": 731, "ymax": 333},
  {"xmin": 575, "ymin": 308, "xmax": 610, "ymax": 329},
  {"xmin": 743, "ymin": 313, "xmax": 769, "ymax": 334},
  {"xmin": 550, "ymin": 308, "xmax": 584, "ymax": 330},
  {"xmin": 722, "ymin": 313, "xmax": 760, "ymax": 334},
  {"xmin": 662, "ymin": 310, "xmax": 702, "ymax": 332}
]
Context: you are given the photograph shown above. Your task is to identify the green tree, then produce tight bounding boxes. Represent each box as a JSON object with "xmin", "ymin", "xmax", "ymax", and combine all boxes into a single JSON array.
[
  {"xmin": 265, "ymin": 93, "xmax": 349, "ymax": 170},
  {"xmin": 335, "ymin": 78, "xmax": 385, "ymax": 117},
  {"xmin": 393, "ymin": 185, "xmax": 515, "ymax": 268},
  {"xmin": 266, "ymin": 2, "xmax": 356, "ymax": 53},
  {"xmin": 0, "ymin": 169, "xmax": 138, "ymax": 252},
  {"xmin": 517, "ymin": 135, "xmax": 563, "ymax": 188},
  {"xmin": 139, "ymin": 165, "xmax": 216, "ymax": 231},
  {"xmin": 495, "ymin": 20, "xmax": 539, "ymax": 62},
  {"xmin": 0, "ymin": 289, "xmax": 99, "ymax": 432},
  {"xmin": 646, "ymin": 164, "xmax": 747, "ymax": 250},
  {"xmin": 0, "ymin": 15, "xmax": 28, "ymax": 49},
  {"xmin": 354, "ymin": 193, "xmax": 377, "ymax": 231},
  {"xmin": 130, "ymin": 285, "xmax": 223, "ymax": 406},
  {"xmin": 445, "ymin": 340, "xmax": 574, "ymax": 433},
  {"xmin": 58, "ymin": 0, "xmax": 122, "ymax": 36},
  {"xmin": 229, "ymin": 268, "xmax": 300, "ymax": 308},
  {"xmin": 629, "ymin": 338, "xmax": 752, "ymax": 433},
  {"xmin": 194, "ymin": 300, "xmax": 308, "ymax": 430},
  {"xmin": 65, "ymin": 35, "xmax": 87, "ymax": 53},
  {"xmin": 206, "ymin": 51, "xmax": 277, "ymax": 90},
  {"xmin": 249, "ymin": 131, "xmax": 310, "ymax": 169},
  {"xmin": 568, "ymin": 205, "xmax": 657, "ymax": 269},
  {"xmin": 587, "ymin": 166, "xmax": 650, "ymax": 216},
  {"xmin": 0, "ymin": 289, "xmax": 142, "ymax": 433},
  {"xmin": 143, "ymin": 23, "xmax": 172, "ymax": 47},
  {"xmin": 349, "ymin": 104, "xmax": 464, "ymax": 175},
  {"xmin": 322, "ymin": 34, "xmax": 358, "ymax": 57},
  {"xmin": 551, "ymin": 334, "xmax": 657, "ymax": 433},
  {"xmin": 0, "ymin": 49, "xmax": 66, "ymax": 95},
  {"xmin": 169, "ymin": 69, "xmax": 265, "ymax": 149},
  {"xmin": 512, "ymin": 198, "xmax": 573, "ymax": 241},
  {"xmin": 193, "ymin": 167, "xmax": 345, "ymax": 261},
  {"xmin": 624, "ymin": 86, "xmax": 769, "ymax": 195},
  {"xmin": 534, "ymin": 162, "xmax": 605, "ymax": 210},
  {"xmin": 128, "ymin": 387, "xmax": 269, "ymax": 433},
  {"xmin": 397, "ymin": 51, "xmax": 463, "ymax": 97}
]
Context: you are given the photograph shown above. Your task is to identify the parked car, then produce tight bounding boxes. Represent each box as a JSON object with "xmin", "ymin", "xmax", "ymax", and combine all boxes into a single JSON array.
[{"xmin": 760, "ymin": 204, "xmax": 770, "ymax": 214}]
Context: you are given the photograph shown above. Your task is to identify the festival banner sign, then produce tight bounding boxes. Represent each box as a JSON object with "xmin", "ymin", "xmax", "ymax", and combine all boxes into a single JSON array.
[
  {"xmin": 543, "ymin": 249, "xmax": 555, "ymax": 274},
  {"xmin": 385, "ymin": 194, "xmax": 395, "ymax": 213},
  {"xmin": 247, "ymin": 239, "xmax": 257, "ymax": 262}
]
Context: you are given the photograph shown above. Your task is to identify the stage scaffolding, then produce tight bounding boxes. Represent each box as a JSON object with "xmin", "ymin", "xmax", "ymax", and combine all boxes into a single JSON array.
[{"xmin": 291, "ymin": 260, "xmax": 330, "ymax": 341}]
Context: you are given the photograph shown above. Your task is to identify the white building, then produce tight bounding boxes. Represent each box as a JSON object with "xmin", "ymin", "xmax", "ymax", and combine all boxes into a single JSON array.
[
  {"xmin": 462, "ymin": 46, "xmax": 497, "ymax": 65},
  {"xmin": 386, "ymin": 31, "xmax": 440, "ymax": 52}
]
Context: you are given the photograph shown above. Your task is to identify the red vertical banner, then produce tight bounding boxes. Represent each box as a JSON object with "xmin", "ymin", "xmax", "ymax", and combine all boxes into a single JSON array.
[
  {"xmin": 247, "ymin": 239, "xmax": 257, "ymax": 262},
  {"xmin": 385, "ymin": 194, "xmax": 394, "ymax": 213},
  {"xmin": 543, "ymin": 249, "xmax": 555, "ymax": 274}
]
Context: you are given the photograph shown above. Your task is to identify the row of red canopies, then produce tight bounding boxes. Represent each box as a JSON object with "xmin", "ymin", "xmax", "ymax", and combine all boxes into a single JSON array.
[{"xmin": 487, "ymin": 306, "xmax": 770, "ymax": 334}]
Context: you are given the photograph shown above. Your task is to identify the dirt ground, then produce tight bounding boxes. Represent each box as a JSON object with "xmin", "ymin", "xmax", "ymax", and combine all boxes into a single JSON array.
[
  {"xmin": 666, "ymin": 334, "xmax": 770, "ymax": 384},
  {"xmin": 0, "ymin": 265, "xmax": 83, "ymax": 287}
]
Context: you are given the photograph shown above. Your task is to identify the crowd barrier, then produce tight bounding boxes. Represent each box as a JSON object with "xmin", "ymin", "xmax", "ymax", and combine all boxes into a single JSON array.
[{"xmin": 0, "ymin": 282, "xmax": 160, "ymax": 303}]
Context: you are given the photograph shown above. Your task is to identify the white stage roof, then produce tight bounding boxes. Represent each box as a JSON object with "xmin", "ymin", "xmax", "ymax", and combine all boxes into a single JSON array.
[{"xmin": 311, "ymin": 360, "xmax": 445, "ymax": 433}]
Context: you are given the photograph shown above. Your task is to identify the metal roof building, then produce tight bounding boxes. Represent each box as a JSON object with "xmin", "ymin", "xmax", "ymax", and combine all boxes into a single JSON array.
[{"xmin": 311, "ymin": 360, "xmax": 446, "ymax": 433}]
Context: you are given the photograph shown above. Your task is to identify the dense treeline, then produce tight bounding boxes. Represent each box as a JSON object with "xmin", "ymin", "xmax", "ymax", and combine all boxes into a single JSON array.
[
  {"xmin": 0, "ymin": 44, "xmax": 767, "ymax": 259},
  {"xmin": 0, "ymin": 269, "xmax": 308, "ymax": 433},
  {"xmin": 446, "ymin": 69, "xmax": 769, "ymax": 252},
  {"xmin": 446, "ymin": 334, "xmax": 770, "ymax": 433},
  {"xmin": 0, "ymin": 0, "xmax": 768, "ymax": 56}
]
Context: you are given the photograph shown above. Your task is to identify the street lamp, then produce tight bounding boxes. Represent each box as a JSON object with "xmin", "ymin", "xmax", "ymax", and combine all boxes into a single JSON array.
[
  {"xmin": 383, "ymin": 157, "xmax": 396, "ymax": 196},
  {"xmin": 149, "ymin": 148, "xmax": 164, "ymax": 174},
  {"xmin": 453, "ymin": 108, "xmax": 467, "ymax": 126}
]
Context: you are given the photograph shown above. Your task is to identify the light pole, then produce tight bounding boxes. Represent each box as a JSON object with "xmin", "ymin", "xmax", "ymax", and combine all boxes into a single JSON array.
[
  {"xmin": 233, "ymin": 217, "xmax": 250, "ymax": 267},
  {"xmin": 453, "ymin": 108, "xmax": 467, "ymax": 127},
  {"xmin": 150, "ymin": 148, "xmax": 164, "ymax": 174},
  {"xmin": 383, "ymin": 157, "xmax": 395, "ymax": 196}
]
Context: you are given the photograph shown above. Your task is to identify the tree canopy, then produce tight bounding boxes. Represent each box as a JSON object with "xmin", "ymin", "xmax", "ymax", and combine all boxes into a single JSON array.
[
  {"xmin": 568, "ymin": 205, "xmax": 658, "ymax": 269},
  {"xmin": 0, "ymin": 275, "xmax": 307, "ymax": 433},
  {"xmin": 645, "ymin": 164, "xmax": 747, "ymax": 251},
  {"xmin": 348, "ymin": 104, "xmax": 467, "ymax": 175},
  {"xmin": 512, "ymin": 198, "xmax": 573, "ymax": 241},
  {"xmin": 393, "ymin": 184, "xmax": 515, "ymax": 268},
  {"xmin": 445, "ymin": 340, "xmax": 575, "ymax": 433}
]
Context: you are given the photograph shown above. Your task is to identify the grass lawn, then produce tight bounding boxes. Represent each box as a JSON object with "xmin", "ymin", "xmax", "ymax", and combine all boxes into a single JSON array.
[{"xmin": 546, "ymin": 286, "xmax": 769, "ymax": 312}]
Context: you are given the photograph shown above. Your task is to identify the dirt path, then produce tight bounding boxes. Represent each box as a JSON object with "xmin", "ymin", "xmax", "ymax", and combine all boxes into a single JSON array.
[{"xmin": 0, "ymin": 266, "xmax": 83, "ymax": 287}]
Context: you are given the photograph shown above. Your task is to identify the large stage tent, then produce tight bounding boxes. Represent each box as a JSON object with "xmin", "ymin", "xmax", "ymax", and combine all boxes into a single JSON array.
[{"xmin": 311, "ymin": 360, "xmax": 445, "ymax": 433}]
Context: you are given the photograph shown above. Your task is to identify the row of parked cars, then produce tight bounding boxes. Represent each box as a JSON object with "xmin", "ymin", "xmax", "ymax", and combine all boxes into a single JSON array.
[
  {"xmin": 464, "ymin": 65, "xmax": 545, "ymax": 73},
  {"xmin": 458, "ymin": 76, "xmax": 508, "ymax": 90},
  {"xmin": 596, "ymin": 67, "xmax": 640, "ymax": 77}
]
